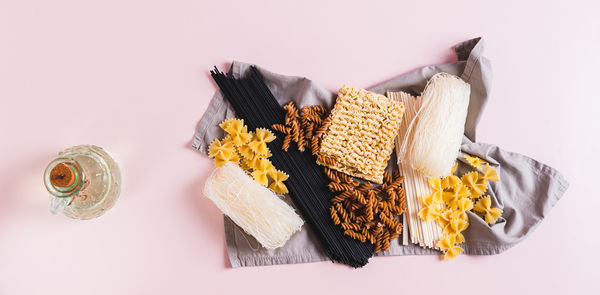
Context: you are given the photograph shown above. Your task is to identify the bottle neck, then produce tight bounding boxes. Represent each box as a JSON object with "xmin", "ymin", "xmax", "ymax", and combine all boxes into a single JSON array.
[{"xmin": 44, "ymin": 159, "xmax": 85, "ymax": 198}]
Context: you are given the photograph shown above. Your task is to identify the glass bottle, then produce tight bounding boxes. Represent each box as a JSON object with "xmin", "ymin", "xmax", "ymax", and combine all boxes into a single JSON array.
[{"xmin": 43, "ymin": 145, "xmax": 122, "ymax": 219}]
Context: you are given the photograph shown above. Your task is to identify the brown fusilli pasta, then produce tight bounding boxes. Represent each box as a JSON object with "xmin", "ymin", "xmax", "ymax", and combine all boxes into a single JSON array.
[
  {"xmin": 276, "ymin": 102, "xmax": 330, "ymax": 154},
  {"xmin": 384, "ymin": 170, "xmax": 393, "ymax": 185},
  {"xmin": 335, "ymin": 203, "xmax": 350, "ymax": 222},
  {"xmin": 333, "ymin": 169, "xmax": 356, "ymax": 185},
  {"xmin": 330, "ymin": 206, "xmax": 341, "ymax": 225},
  {"xmin": 317, "ymin": 155, "xmax": 336, "ymax": 166},
  {"xmin": 324, "ymin": 168, "xmax": 341, "ymax": 183},
  {"xmin": 344, "ymin": 230, "xmax": 366, "ymax": 243},
  {"xmin": 326, "ymin": 166, "xmax": 406, "ymax": 252},
  {"xmin": 297, "ymin": 133, "xmax": 306, "ymax": 152},
  {"xmin": 314, "ymin": 117, "xmax": 331, "ymax": 138},
  {"xmin": 388, "ymin": 176, "xmax": 404, "ymax": 190},
  {"xmin": 271, "ymin": 123, "xmax": 290, "ymax": 134},
  {"xmin": 282, "ymin": 134, "xmax": 292, "ymax": 151},
  {"xmin": 310, "ymin": 136, "xmax": 320, "ymax": 155},
  {"xmin": 307, "ymin": 113, "xmax": 322, "ymax": 125},
  {"xmin": 312, "ymin": 105, "xmax": 327, "ymax": 116},
  {"xmin": 283, "ymin": 102, "xmax": 297, "ymax": 125},
  {"xmin": 290, "ymin": 120, "xmax": 300, "ymax": 142},
  {"xmin": 304, "ymin": 123, "xmax": 314, "ymax": 142},
  {"xmin": 328, "ymin": 182, "xmax": 354, "ymax": 192},
  {"xmin": 357, "ymin": 182, "xmax": 373, "ymax": 192}
]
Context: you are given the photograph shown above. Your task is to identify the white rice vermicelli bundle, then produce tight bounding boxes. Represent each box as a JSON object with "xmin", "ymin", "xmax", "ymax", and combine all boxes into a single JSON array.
[
  {"xmin": 400, "ymin": 73, "xmax": 471, "ymax": 178},
  {"xmin": 204, "ymin": 162, "xmax": 304, "ymax": 249}
]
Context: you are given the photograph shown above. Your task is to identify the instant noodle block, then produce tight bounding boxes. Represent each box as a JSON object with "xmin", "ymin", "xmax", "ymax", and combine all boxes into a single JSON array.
[{"xmin": 318, "ymin": 85, "xmax": 404, "ymax": 183}]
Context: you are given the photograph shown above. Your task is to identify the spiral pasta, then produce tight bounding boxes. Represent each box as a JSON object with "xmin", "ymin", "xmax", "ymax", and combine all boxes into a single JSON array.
[
  {"xmin": 271, "ymin": 102, "xmax": 333, "ymax": 156},
  {"xmin": 330, "ymin": 206, "xmax": 341, "ymax": 225},
  {"xmin": 327, "ymin": 166, "xmax": 406, "ymax": 252},
  {"xmin": 317, "ymin": 155, "xmax": 337, "ymax": 167},
  {"xmin": 324, "ymin": 168, "xmax": 341, "ymax": 183},
  {"xmin": 282, "ymin": 134, "xmax": 292, "ymax": 151},
  {"xmin": 328, "ymin": 182, "xmax": 355, "ymax": 192}
]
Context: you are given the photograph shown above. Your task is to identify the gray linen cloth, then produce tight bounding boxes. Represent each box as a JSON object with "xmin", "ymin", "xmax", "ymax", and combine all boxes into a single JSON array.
[{"xmin": 192, "ymin": 37, "xmax": 569, "ymax": 267}]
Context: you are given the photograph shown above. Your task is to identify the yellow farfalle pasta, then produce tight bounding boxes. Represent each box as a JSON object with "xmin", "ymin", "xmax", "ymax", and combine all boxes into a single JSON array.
[
  {"xmin": 465, "ymin": 156, "xmax": 487, "ymax": 169},
  {"xmin": 220, "ymin": 134, "xmax": 234, "ymax": 146},
  {"xmin": 442, "ymin": 218, "xmax": 469, "ymax": 242},
  {"xmin": 428, "ymin": 178, "xmax": 444, "ymax": 203},
  {"xmin": 268, "ymin": 170, "xmax": 289, "ymax": 194},
  {"xmin": 437, "ymin": 234, "xmax": 464, "ymax": 260},
  {"xmin": 317, "ymin": 85, "xmax": 404, "ymax": 183},
  {"xmin": 248, "ymin": 128, "xmax": 276, "ymax": 156},
  {"xmin": 250, "ymin": 158, "xmax": 276, "ymax": 186},
  {"xmin": 443, "ymin": 184, "xmax": 470, "ymax": 210},
  {"xmin": 237, "ymin": 142, "xmax": 256, "ymax": 159},
  {"xmin": 242, "ymin": 154, "xmax": 261, "ymax": 171},
  {"xmin": 448, "ymin": 198, "xmax": 473, "ymax": 221},
  {"xmin": 239, "ymin": 157, "xmax": 252, "ymax": 170},
  {"xmin": 228, "ymin": 149, "xmax": 240, "ymax": 165},
  {"xmin": 213, "ymin": 154, "xmax": 229, "ymax": 168},
  {"xmin": 208, "ymin": 138, "xmax": 234, "ymax": 159},
  {"xmin": 441, "ymin": 174, "xmax": 461, "ymax": 189},
  {"xmin": 436, "ymin": 210, "xmax": 452, "ymax": 231},
  {"xmin": 451, "ymin": 162, "xmax": 458, "ymax": 174},
  {"xmin": 473, "ymin": 195, "xmax": 503, "ymax": 224},
  {"xmin": 462, "ymin": 171, "xmax": 488, "ymax": 198},
  {"xmin": 418, "ymin": 193, "xmax": 442, "ymax": 221},
  {"xmin": 208, "ymin": 138, "xmax": 237, "ymax": 167},
  {"xmin": 221, "ymin": 118, "xmax": 253, "ymax": 147},
  {"xmin": 481, "ymin": 164, "xmax": 500, "ymax": 182},
  {"xmin": 251, "ymin": 157, "xmax": 274, "ymax": 173}
]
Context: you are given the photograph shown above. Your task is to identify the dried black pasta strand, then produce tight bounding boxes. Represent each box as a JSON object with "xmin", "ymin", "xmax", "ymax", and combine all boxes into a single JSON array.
[{"xmin": 246, "ymin": 71, "xmax": 370, "ymax": 264}]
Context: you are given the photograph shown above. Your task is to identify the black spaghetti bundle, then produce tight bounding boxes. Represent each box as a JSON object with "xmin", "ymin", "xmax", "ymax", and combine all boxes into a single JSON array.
[{"xmin": 210, "ymin": 66, "xmax": 374, "ymax": 267}]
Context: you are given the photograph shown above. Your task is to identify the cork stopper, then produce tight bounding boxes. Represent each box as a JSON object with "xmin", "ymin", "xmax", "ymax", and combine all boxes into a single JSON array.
[{"xmin": 50, "ymin": 163, "xmax": 75, "ymax": 188}]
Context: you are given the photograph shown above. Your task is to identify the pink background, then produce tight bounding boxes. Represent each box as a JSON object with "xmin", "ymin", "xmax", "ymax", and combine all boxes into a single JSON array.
[{"xmin": 1, "ymin": 0, "xmax": 598, "ymax": 294}]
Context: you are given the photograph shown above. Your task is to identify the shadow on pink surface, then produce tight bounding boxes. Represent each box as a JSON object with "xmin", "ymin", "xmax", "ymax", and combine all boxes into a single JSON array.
[
  {"xmin": 0, "ymin": 152, "xmax": 56, "ymax": 228},
  {"xmin": 182, "ymin": 146, "xmax": 232, "ymax": 268}
]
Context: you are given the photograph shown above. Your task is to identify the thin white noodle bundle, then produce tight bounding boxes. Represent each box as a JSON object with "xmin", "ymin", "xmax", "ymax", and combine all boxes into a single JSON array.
[
  {"xmin": 204, "ymin": 163, "xmax": 304, "ymax": 249},
  {"xmin": 399, "ymin": 73, "xmax": 470, "ymax": 178}
]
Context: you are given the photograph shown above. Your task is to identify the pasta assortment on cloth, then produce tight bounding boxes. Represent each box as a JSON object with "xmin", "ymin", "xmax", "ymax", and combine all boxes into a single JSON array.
[
  {"xmin": 208, "ymin": 119, "xmax": 288, "ymax": 194},
  {"xmin": 417, "ymin": 155, "xmax": 503, "ymax": 260},
  {"xmin": 195, "ymin": 41, "xmax": 570, "ymax": 267},
  {"xmin": 317, "ymin": 85, "xmax": 404, "ymax": 183}
]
